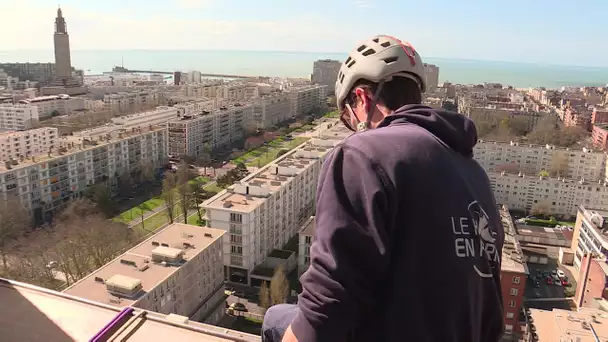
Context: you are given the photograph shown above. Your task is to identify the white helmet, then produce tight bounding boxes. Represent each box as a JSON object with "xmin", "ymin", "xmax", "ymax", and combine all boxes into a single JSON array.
[{"xmin": 335, "ymin": 34, "xmax": 427, "ymax": 111}]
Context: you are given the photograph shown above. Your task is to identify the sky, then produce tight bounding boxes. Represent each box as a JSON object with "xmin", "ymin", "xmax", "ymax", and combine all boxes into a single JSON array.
[{"xmin": 2, "ymin": 0, "xmax": 607, "ymax": 67}]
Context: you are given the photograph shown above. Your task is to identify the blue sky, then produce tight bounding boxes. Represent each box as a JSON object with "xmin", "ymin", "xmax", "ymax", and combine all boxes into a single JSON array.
[{"xmin": 2, "ymin": 0, "xmax": 607, "ymax": 66}]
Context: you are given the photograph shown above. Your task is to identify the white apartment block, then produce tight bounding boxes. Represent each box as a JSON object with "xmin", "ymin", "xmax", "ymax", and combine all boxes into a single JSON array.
[
  {"xmin": 570, "ymin": 206, "xmax": 608, "ymax": 271},
  {"xmin": 253, "ymin": 92, "xmax": 291, "ymax": 129},
  {"xmin": 423, "ymin": 63, "xmax": 440, "ymax": 91},
  {"xmin": 18, "ymin": 95, "xmax": 84, "ymax": 118},
  {"xmin": 312, "ymin": 59, "xmax": 341, "ymax": 94},
  {"xmin": 0, "ymin": 104, "xmax": 39, "ymax": 131},
  {"xmin": 0, "ymin": 127, "xmax": 58, "ymax": 161},
  {"xmin": 103, "ymin": 89, "xmax": 165, "ymax": 113},
  {"xmin": 488, "ymin": 171, "xmax": 608, "ymax": 218},
  {"xmin": 0, "ymin": 126, "xmax": 167, "ymax": 223},
  {"xmin": 185, "ymin": 82, "xmax": 223, "ymax": 98},
  {"xmin": 203, "ymin": 125, "xmax": 346, "ymax": 286},
  {"xmin": 187, "ymin": 71, "xmax": 202, "ymax": 84},
  {"xmin": 64, "ymin": 224, "xmax": 227, "ymax": 325},
  {"xmin": 219, "ymin": 83, "xmax": 259, "ymax": 101},
  {"xmin": 111, "ymin": 106, "xmax": 179, "ymax": 128},
  {"xmin": 475, "ymin": 140, "xmax": 606, "ymax": 182},
  {"xmin": 167, "ymin": 104, "xmax": 253, "ymax": 157},
  {"xmin": 174, "ymin": 98, "xmax": 222, "ymax": 116},
  {"xmin": 286, "ymin": 84, "xmax": 327, "ymax": 117},
  {"xmin": 298, "ymin": 216, "xmax": 315, "ymax": 277}
]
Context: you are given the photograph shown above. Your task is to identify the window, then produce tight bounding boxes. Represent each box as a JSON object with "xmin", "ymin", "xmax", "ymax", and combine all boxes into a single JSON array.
[
  {"xmin": 508, "ymin": 300, "xmax": 516, "ymax": 308},
  {"xmin": 230, "ymin": 234, "xmax": 242, "ymax": 244},
  {"xmin": 230, "ymin": 245, "xmax": 243, "ymax": 255},
  {"xmin": 505, "ymin": 325, "xmax": 513, "ymax": 331},
  {"xmin": 305, "ymin": 236, "xmax": 312, "ymax": 244},
  {"xmin": 230, "ymin": 213, "xmax": 243, "ymax": 223},
  {"xmin": 512, "ymin": 276, "xmax": 520, "ymax": 284},
  {"xmin": 510, "ymin": 288, "xmax": 519, "ymax": 296},
  {"xmin": 506, "ymin": 312, "xmax": 514, "ymax": 319}
]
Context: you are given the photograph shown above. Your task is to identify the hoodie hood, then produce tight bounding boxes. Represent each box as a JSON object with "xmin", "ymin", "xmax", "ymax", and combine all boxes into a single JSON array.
[{"xmin": 377, "ymin": 104, "xmax": 478, "ymax": 157}]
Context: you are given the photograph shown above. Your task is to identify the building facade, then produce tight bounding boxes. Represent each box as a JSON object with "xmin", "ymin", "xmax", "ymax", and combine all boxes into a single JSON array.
[
  {"xmin": 203, "ymin": 128, "xmax": 344, "ymax": 286},
  {"xmin": 167, "ymin": 104, "xmax": 252, "ymax": 157},
  {"xmin": 64, "ymin": 224, "xmax": 227, "ymax": 325},
  {"xmin": 0, "ymin": 104, "xmax": 39, "ymax": 131},
  {"xmin": 474, "ymin": 140, "xmax": 606, "ymax": 182},
  {"xmin": 423, "ymin": 63, "xmax": 440, "ymax": 92},
  {"xmin": 111, "ymin": 106, "xmax": 179, "ymax": 128},
  {"xmin": 103, "ymin": 89, "xmax": 165, "ymax": 113},
  {"xmin": 312, "ymin": 59, "xmax": 341, "ymax": 95},
  {"xmin": 489, "ymin": 172, "xmax": 608, "ymax": 218},
  {"xmin": 570, "ymin": 206, "xmax": 608, "ymax": 271},
  {"xmin": 286, "ymin": 84, "xmax": 327, "ymax": 117},
  {"xmin": 0, "ymin": 126, "xmax": 167, "ymax": 223},
  {"xmin": 0, "ymin": 127, "xmax": 58, "ymax": 162},
  {"xmin": 498, "ymin": 205, "xmax": 528, "ymax": 339},
  {"xmin": 297, "ymin": 216, "xmax": 315, "ymax": 277},
  {"xmin": 18, "ymin": 95, "xmax": 84, "ymax": 118},
  {"xmin": 252, "ymin": 92, "xmax": 292, "ymax": 129}
]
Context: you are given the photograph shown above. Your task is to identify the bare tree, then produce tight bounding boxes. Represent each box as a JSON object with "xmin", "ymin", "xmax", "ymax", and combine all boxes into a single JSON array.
[
  {"xmin": 136, "ymin": 160, "xmax": 156, "ymax": 184},
  {"xmin": 190, "ymin": 181, "xmax": 208, "ymax": 224},
  {"xmin": 177, "ymin": 162, "xmax": 195, "ymax": 224},
  {"xmin": 549, "ymin": 151, "xmax": 570, "ymax": 177},
  {"xmin": 259, "ymin": 281, "xmax": 271, "ymax": 311},
  {"xmin": 530, "ymin": 202, "xmax": 551, "ymax": 218},
  {"xmin": 162, "ymin": 173, "xmax": 178, "ymax": 224},
  {"xmin": 0, "ymin": 197, "xmax": 30, "ymax": 271},
  {"xmin": 241, "ymin": 120, "xmax": 259, "ymax": 138},
  {"xmin": 270, "ymin": 264, "xmax": 290, "ymax": 306}
]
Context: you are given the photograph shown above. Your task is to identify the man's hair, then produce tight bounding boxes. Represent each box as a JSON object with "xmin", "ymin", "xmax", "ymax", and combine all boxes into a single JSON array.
[{"xmin": 345, "ymin": 76, "xmax": 422, "ymax": 111}]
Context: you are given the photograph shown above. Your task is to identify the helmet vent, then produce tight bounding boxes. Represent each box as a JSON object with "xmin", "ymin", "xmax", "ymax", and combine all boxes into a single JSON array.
[
  {"xmin": 357, "ymin": 45, "xmax": 367, "ymax": 52},
  {"xmin": 383, "ymin": 56, "xmax": 398, "ymax": 64},
  {"xmin": 346, "ymin": 60, "xmax": 356, "ymax": 68},
  {"xmin": 340, "ymin": 73, "xmax": 345, "ymax": 83},
  {"xmin": 361, "ymin": 48, "xmax": 376, "ymax": 57},
  {"xmin": 372, "ymin": 38, "xmax": 380, "ymax": 43},
  {"xmin": 380, "ymin": 41, "xmax": 391, "ymax": 48},
  {"xmin": 344, "ymin": 56, "xmax": 352, "ymax": 65}
]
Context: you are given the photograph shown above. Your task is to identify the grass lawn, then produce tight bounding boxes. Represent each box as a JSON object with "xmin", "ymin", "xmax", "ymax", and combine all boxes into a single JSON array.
[
  {"xmin": 115, "ymin": 197, "xmax": 165, "ymax": 223},
  {"xmin": 131, "ymin": 203, "xmax": 183, "ymax": 234},
  {"xmin": 523, "ymin": 218, "xmax": 575, "ymax": 227},
  {"xmin": 204, "ymin": 182, "xmax": 223, "ymax": 194},
  {"xmin": 186, "ymin": 211, "xmax": 205, "ymax": 226}
]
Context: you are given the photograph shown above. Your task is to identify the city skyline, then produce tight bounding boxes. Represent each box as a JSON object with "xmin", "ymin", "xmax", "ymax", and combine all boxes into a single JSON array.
[{"xmin": 2, "ymin": 0, "xmax": 608, "ymax": 68}]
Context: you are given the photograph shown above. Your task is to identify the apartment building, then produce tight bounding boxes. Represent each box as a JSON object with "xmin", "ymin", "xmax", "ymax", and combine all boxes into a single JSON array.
[
  {"xmin": 111, "ymin": 106, "xmax": 179, "ymax": 128},
  {"xmin": 2, "ymin": 278, "xmax": 260, "ymax": 342},
  {"xmin": 0, "ymin": 104, "xmax": 39, "ymax": 131},
  {"xmin": 297, "ymin": 216, "xmax": 315, "ymax": 277},
  {"xmin": 174, "ymin": 98, "xmax": 221, "ymax": 115},
  {"xmin": 218, "ymin": 83, "xmax": 259, "ymax": 101},
  {"xmin": 573, "ymin": 253, "xmax": 608, "ymax": 309},
  {"xmin": 64, "ymin": 224, "xmax": 227, "ymax": 325},
  {"xmin": 475, "ymin": 140, "xmax": 605, "ymax": 182},
  {"xmin": 185, "ymin": 82, "xmax": 223, "ymax": 98},
  {"xmin": 423, "ymin": 63, "xmax": 440, "ymax": 92},
  {"xmin": 489, "ymin": 172, "xmax": 608, "ymax": 217},
  {"xmin": 498, "ymin": 205, "xmax": 528, "ymax": 339},
  {"xmin": 103, "ymin": 89, "xmax": 165, "ymax": 113},
  {"xmin": 252, "ymin": 91, "xmax": 291, "ymax": 129},
  {"xmin": 0, "ymin": 126, "xmax": 167, "ymax": 223},
  {"xmin": 0, "ymin": 127, "xmax": 58, "ymax": 161},
  {"xmin": 18, "ymin": 94, "xmax": 84, "ymax": 118},
  {"xmin": 203, "ymin": 132, "xmax": 343, "ymax": 286},
  {"xmin": 570, "ymin": 206, "xmax": 608, "ymax": 272},
  {"xmin": 286, "ymin": 84, "xmax": 327, "ymax": 117},
  {"xmin": 527, "ymin": 307, "xmax": 608, "ymax": 342},
  {"xmin": 312, "ymin": 59, "xmax": 341, "ymax": 94},
  {"xmin": 167, "ymin": 104, "xmax": 252, "ymax": 157}
]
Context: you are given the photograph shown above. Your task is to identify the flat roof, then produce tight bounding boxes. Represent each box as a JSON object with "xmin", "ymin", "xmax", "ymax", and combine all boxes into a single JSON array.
[
  {"xmin": 299, "ymin": 216, "xmax": 315, "ymax": 236},
  {"xmin": 530, "ymin": 307, "xmax": 608, "ymax": 342},
  {"xmin": 516, "ymin": 224, "xmax": 569, "ymax": 241},
  {"xmin": 0, "ymin": 278, "xmax": 260, "ymax": 342},
  {"xmin": 500, "ymin": 206, "xmax": 527, "ymax": 274},
  {"xmin": 64, "ymin": 224, "xmax": 225, "ymax": 307},
  {"xmin": 0, "ymin": 125, "xmax": 165, "ymax": 173}
]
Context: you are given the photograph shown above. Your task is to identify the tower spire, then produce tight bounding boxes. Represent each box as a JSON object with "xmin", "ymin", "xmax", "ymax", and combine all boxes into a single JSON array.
[{"xmin": 55, "ymin": 6, "xmax": 67, "ymax": 34}]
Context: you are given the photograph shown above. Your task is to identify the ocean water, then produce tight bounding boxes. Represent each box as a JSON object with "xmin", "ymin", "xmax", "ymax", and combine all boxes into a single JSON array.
[{"xmin": 1, "ymin": 49, "xmax": 608, "ymax": 89}]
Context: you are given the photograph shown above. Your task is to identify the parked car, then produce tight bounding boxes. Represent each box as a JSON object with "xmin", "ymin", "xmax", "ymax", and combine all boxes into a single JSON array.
[
  {"xmin": 561, "ymin": 278, "xmax": 570, "ymax": 287},
  {"xmin": 552, "ymin": 275, "xmax": 562, "ymax": 286},
  {"xmin": 557, "ymin": 270, "xmax": 566, "ymax": 278},
  {"xmin": 546, "ymin": 277, "xmax": 553, "ymax": 285},
  {"xmin": 231, "ymin": 302, "xmax": 248, "ymax": 312}
]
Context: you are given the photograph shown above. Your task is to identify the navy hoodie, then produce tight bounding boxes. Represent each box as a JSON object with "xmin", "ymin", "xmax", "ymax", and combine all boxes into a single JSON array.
[{"xmin": 291, "ymin": 105, "xmax": 505, "ymax": 342}]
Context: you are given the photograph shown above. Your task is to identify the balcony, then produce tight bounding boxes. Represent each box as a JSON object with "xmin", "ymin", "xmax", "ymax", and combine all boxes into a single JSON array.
[{"xmin": 0, "ymin": 278, "xmax": 260, "ymax": 342}]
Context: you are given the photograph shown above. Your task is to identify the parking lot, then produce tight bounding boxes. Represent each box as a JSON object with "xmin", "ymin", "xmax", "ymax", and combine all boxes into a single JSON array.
[{"xmin": 525, "ymin": 263, "xmax": 577, "ymax": 299}]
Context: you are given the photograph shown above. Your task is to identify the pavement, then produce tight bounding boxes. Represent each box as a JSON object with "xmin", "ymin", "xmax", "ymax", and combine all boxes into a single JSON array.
[{"xmin": 225, "ymin": 283, "xmax": 267, "ymax": 317}]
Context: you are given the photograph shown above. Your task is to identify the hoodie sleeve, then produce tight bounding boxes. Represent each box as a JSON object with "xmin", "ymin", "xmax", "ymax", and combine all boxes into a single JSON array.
[{"xmin": 290, "ymin": 144, "xmax": 393, "ymax": 342}]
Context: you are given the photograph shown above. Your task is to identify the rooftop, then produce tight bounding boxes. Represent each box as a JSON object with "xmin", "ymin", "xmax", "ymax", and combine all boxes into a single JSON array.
[
  {"xmin": 64, "ymin": 224, "xmax": 225, "ymax": 307},
  {"xmin": 516, "ymin": 224, "xmax": 571, "ymax": 242},
  {"xmin": 499, "ymin": 205, "xmax": 528, "ymax": 274},
  {"xmin": 579, "ymin": 205, "xmax": 608, "ymax": 241},
  {"xmin": 529, "ymin": 307, "xmax": 608, "ymax": 342},
  {"xmin": 0, "ymin": 125, "xmax": 165, "ymax": 173},
  {"xmin": 299, "ymin": 216, "xmax": 315, "ymax": 236},
  {"xmin": 0, "ymin": 278, "xmax": 260, "ymax": 342},
  {"xmin": 476, "ymin": 139, "xmax": 600, "ymax": 154},
  {"xmin": 170, "ymin": 103, "xmax": 252, "ymax": 123}
]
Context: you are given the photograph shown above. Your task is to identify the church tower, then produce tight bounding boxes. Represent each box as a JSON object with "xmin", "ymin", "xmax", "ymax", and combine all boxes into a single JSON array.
[{"xmin": 53, "ymin": 7, "xmax": 73, "ymax": 78}]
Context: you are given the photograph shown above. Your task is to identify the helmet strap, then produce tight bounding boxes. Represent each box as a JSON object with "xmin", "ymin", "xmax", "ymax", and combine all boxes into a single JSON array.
[{"xmin": 358, "ymin": 80, "xmax": 385, "ymax": 132}]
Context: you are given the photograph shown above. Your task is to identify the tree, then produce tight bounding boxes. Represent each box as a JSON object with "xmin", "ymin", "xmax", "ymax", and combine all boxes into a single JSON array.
[
  {"xmin": 136, "ymin": 160, "xmax": 156, "ymax": 184},
  {"xmin": 116, "ymin": 171, "xmax": 134, "ymax": 198},
  {"xmin": 259, "ymin": 281, "xmax": 271, "ymax": 311},
  {"xmin": 197, "ymin": 146, "xmax": 213, "ymax": 175},
  {"xmin": 162, "ymin": 173, "xmax": 178, "ymax": 224},
  {"xmin": 190, "ymin": 181, "xmax": 208, "ymax": 223},
  {"xmin": 176, "ymin": 162, "xmax": 194, "ymax": 224},
  {"xmin": 0, "ymin": 197, "xmax": 30, "ymax": 271},
  {"xmin": 530, "ymin": 202, "xmax": 551, "ymax": 218},
  {"xmin": 84, "ymin": 184, "xmax": 116, "ymax": 218},
  {"xmin": 270, "ymin": 264, "xmax": 290, "ymax": 306},
  {"xmin": 241, "ymin": 120, "xmax": 259, "ymax": 138},
  {"xmin": 549, "ymin": 151, "xmax": 570, "ymax": 177}
]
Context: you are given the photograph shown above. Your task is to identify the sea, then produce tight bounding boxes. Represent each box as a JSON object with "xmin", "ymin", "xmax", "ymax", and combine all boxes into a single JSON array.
[{"xmin": 1, "ymin": 49, "xmax": 608, "ymax": 89}]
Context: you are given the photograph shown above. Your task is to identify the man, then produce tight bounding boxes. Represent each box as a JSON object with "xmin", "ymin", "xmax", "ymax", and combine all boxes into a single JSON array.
[{"xmin": 262, "ymin": 34, "xmax": 505, "ymax": 342}]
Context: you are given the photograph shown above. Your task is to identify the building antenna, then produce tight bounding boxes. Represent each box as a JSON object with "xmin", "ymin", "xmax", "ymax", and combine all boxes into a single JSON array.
[{"xmin": 121, "ymin": 55, "xmax": 124, "ymax": 68}]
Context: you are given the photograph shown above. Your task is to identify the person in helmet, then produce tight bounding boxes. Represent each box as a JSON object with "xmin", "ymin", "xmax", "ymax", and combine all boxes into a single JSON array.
[{"xmin": 262, "ymin": 35, "xmax": 505, "ymax": 342}]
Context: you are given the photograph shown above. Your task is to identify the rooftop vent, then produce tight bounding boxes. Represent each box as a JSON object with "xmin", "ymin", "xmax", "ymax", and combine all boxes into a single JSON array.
[
  {"xmin": 105, "ymin": 274, "xmax": 143, "ymax": 298},
  {"xmin": 161, "ymin": 243, "xmax": 169, "ymax": 247},
  {"xmin": 223, "ymin": 201, "xmax": 233, "ymax": 208},
  {"xmin": 151, "ymin": 241, "xmax": 160, "ymax": 246},
  {"xmin": 204, "ymin": 233, "xmax": 213, "ymax": 238},
  {"xmin": 120, "ymin": 259, "xmax": 137, "ymax": 267},
  {"xmin": 94, "ymin": 276, "xmax": 105, "ymax": 283},
  {"xmin": 151, "ymin": 246, "xmax": 185, "ymax": 264},
  {"xmin": 182, "ymin": 242, "xmax": 194, "ymax": 249}
]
